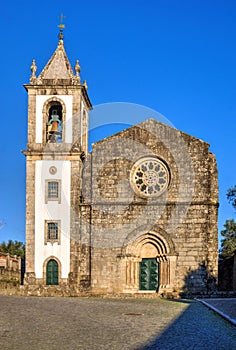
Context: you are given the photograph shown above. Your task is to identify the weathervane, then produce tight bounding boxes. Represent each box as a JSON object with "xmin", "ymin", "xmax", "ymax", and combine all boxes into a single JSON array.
[{"xmin": 58, "ymin": 14, "xmax": 66, "ymax": 41}]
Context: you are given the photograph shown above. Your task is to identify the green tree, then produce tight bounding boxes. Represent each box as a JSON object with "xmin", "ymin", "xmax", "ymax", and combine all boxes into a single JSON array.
[
  {"xmin": 219, "ymin": 219, "xmax": 236, "ymax": 260},
  {"xmin": 227, "ymin": 185, "xmax": 236, "ymax": 210},
  {"xmin": 0, "ymin": 240, "xmax": 25, "ymax": 258},
  {"xmin": 219, "ymin": 185, "xmax": 236, "ymax": 260}
]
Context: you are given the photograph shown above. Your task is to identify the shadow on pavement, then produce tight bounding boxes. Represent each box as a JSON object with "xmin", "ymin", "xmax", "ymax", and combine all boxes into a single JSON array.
[{"xmin": 136, "ymin": 300, "xmax": 236, "ymax": 350}]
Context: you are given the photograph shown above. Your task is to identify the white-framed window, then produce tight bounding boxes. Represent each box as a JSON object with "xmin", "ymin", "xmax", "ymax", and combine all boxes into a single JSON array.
[
  {"xmin": 45, "ymin": 180, "xmax": 61, "ymax": 203},
  {"xmin": 44, "ymin": 220, "xmax": 61, "ymax": 244}
]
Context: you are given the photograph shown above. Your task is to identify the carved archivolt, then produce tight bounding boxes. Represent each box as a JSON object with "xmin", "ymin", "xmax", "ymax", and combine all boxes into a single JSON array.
[{"xmin": 123, "ymin": 229, "xmax": 175, "ymax": 258}]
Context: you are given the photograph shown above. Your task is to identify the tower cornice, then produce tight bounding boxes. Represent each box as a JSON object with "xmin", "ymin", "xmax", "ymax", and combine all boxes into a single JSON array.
[{"xmin": 23, "ymin": 84, "xmax": 92, "ymax": 110}]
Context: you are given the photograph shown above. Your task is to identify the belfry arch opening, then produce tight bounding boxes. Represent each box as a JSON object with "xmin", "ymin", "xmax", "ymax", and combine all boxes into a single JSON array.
[{"xmin": 46, "ymin": 102, "xmax": 63, "ymax": 143}]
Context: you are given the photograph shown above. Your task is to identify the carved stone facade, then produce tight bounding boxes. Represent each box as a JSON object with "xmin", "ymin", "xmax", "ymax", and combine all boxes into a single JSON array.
[
  {"xmin": 79, "ymin": 119, "xmax": 218, "ymax": 295},
  {"xmin": 23, "ymin": 33, "xmax": 218, "ymax": 297}
]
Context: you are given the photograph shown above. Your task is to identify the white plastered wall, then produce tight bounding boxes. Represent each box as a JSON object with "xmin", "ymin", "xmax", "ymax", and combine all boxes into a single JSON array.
[
  {"xmin": 35, "ymin": 95, "xmax": 73, "ymax": 143},
  {"xmin": 34, "ymin": 160, "xmax": 71, "ymax": 279}
]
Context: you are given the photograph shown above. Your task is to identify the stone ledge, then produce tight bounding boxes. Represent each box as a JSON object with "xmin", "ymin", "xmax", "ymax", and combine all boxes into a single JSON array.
[{"xmin": 1, "ymin": 286, "xmax": 232, "ymax": 299}]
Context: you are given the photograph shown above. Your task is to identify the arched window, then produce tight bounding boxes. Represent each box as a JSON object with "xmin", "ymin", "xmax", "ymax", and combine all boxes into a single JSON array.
[
  {"xmin": 46, "ymin": 259, "xmax": 59, "ymax": 285},
  {"xmin": 46, "ymin": 102, "xmax": 63, "ymax": 143}
]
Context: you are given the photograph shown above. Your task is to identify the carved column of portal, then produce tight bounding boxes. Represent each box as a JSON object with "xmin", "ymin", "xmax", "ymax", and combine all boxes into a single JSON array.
[
  {"xmin": 157, "ymin": 255, "xmax": 169, "ymax": 288},
  {"xmin": 125, "ymin": 257, "xmax": 139, "ymax": 291}
]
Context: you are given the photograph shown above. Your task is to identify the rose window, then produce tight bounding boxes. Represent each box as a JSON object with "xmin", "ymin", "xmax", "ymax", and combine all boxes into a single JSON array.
[{"xmin": 131, "ymin": 157, "xmax": 170, "ymax": 197}]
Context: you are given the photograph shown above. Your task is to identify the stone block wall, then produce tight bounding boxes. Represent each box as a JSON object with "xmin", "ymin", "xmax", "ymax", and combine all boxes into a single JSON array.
[
  {"xmin": 0, "ymin": 254, "xmax": 21, "ymax": 283},
  {"xmin": 80, "ymin": 119, "xmax": 218, "ymax": 295}
]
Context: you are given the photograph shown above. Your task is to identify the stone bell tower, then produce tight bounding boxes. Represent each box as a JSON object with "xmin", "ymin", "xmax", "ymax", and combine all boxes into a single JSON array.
[{"xmin": 23, "ymin": 24, "xmax": 92, "ymax": 286}]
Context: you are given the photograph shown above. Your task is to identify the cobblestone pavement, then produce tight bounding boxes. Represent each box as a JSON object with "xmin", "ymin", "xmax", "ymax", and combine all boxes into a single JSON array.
[
  {"xmin": 0, "ymin": 296, "xmax": 235, "ymax": 350},
  {"xmin": 200, "ymin": 298, "xmax": 236, "ymax": 325}
]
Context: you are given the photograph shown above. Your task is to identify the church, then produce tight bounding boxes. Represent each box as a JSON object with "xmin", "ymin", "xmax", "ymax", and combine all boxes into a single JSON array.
[{"xmin": 23, "ymin": 27, "xmax": 218, "ymax": 297}]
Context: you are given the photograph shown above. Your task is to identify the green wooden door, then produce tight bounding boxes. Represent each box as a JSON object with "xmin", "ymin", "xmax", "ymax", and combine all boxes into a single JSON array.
[
  {"xmin": 46, "ymin": 259, "xmax": 58, "ymax": 285},
  {"xmin": 139, "ymin": 258, "xmax": 159, "ymax": 291}
]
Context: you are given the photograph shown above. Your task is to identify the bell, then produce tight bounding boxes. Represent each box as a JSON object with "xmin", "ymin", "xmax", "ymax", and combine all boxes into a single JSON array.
[
  {"xmin": 48, "ymin": 109, "xmax": 60, "ymax": 132},
  {"xmin": 50, "ymin": 121, "xmax": 59, "ymax": 132}
]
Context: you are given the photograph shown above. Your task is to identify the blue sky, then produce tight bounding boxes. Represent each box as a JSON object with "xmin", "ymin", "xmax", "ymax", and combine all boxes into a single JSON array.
[{"xmin": 0, "ymin": 0, "xmax": 235, "ymax": 246}]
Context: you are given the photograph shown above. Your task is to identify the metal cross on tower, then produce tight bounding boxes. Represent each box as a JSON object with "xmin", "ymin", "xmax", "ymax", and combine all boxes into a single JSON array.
[{"xmin": 58, "ymin": 14, "xmax": 66, "ymax": 40}]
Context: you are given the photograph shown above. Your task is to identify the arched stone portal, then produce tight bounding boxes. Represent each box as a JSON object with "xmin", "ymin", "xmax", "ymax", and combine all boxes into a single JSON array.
[{"xmin": 123, "ymin": 231, "xmax": 177, "ymax": 293}]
